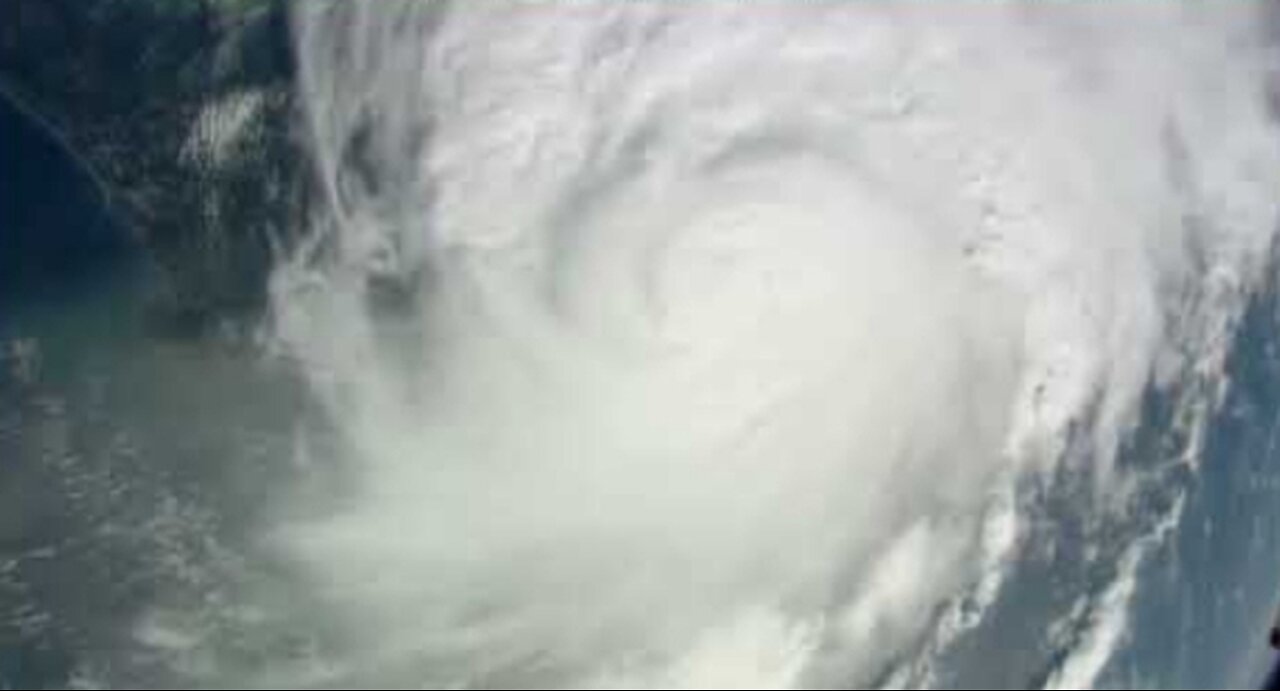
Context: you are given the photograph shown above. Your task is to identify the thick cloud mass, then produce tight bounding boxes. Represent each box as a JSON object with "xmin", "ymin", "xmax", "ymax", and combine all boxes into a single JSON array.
[{"xmin": 270, "ymin": 4, "xmax": 1280, "ymax": 688}]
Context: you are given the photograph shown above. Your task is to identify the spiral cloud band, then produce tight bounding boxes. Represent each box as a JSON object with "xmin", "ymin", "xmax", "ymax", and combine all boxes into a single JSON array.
[{"xmin": 269, "ymin": 4, "xmax": 1280, "ymax": 688}]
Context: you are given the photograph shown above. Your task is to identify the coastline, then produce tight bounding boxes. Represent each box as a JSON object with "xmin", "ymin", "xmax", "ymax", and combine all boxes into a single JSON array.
[{"xmin": 0, "ymin": 77, "xmax": 115, "ymax": 214}]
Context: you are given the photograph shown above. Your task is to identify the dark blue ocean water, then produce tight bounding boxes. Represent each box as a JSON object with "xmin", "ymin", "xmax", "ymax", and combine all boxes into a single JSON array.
[{"xmin": 1111, "ymin": 257, "xmax": 1280, "ymax": 689}]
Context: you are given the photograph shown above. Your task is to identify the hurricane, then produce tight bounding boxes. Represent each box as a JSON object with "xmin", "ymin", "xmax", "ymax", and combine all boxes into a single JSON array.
[
  {"xmin": 6, "ymin": 2, "xmax": 1280, "ymax": 689},
  {"xmin": 258, "ymin": 3, "xmax": 1280, "ymax": 689}
]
